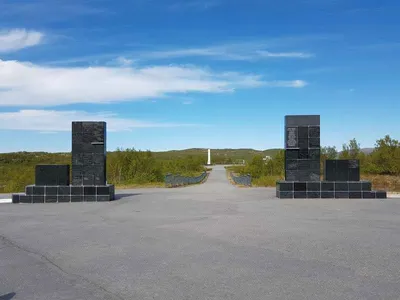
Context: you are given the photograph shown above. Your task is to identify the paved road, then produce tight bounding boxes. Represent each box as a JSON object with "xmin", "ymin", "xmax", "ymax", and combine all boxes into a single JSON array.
[{"xmin": 1, "ymin": 166, "xmax": 400, "ymax": 300}]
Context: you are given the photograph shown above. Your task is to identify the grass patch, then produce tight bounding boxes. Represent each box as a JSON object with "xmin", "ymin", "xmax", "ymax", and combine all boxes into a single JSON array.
[{"xmin": 361, "ymin": 174, "xmax": 400, "ymax": 193}]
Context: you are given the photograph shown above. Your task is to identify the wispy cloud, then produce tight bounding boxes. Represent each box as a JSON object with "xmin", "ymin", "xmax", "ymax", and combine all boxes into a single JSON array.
[
  {"xmin": 144, "ymin": 45, "xmax": 314, "ymax": 61},
  {"xmin": 0, "ymin": 29, "xmax": 44, "ymax": 53},
  {"xmin": 256, "ymin": 50, "xmax": 314, "ymax": 58},
  {"xmin": 0, "ymin": 110, "xmax": 198, "ymax": 132},
  {"xmin": 0, "ymin": 59, "xmax": 306, "ymax": 107}
]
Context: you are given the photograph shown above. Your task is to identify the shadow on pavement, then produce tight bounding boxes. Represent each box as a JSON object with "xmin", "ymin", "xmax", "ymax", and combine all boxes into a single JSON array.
[
  {"xmin": 0, "ymin": 293, "xmax": 16, "ymax": 300},
  {"xmin": 114, "ymin": 193, "xmax": 142, "ymax": 200}
]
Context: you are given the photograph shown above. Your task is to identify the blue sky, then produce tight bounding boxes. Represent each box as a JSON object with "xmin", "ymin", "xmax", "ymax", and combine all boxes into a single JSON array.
[{"xmin": 0, "ymin": 0, "xmax": 399, "ymax": 152}]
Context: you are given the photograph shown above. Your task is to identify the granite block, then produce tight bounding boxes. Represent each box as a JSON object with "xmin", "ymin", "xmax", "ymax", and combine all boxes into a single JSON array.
[
  {"xmin": 45, "ymin": 195, "xmax": 58, "ymax": 203},
  {"xmin": 307, "ymin": 182, "xmax": 321, "ymax": 192},
  {"xmin": 294, "ymin": 182, "xmax": 307, "ymax": 191},
  {"xmin": 335, "ymin": 191, "xmax": 349, "ymax": 199},
  {"xmin": 294, "ymin": 191, "xmax": 307, "ymax": 199},
  {"xmin": 349, "ymin": 191, "xmax": 362, "ymax": 199},
  {"xmin": 321, "ymin": 191, "xmax": 334, "ymax": 198},
  {"xmin": 362, "ymin": 191, "xmax": 376, "ymax": 199},
  {"xmin": 307, "ymin": 191, "xmax": 321, "ymax": 199},
  {"xmin": 278, "ymin": 191, "xmax": 294, "ymax": 199}
]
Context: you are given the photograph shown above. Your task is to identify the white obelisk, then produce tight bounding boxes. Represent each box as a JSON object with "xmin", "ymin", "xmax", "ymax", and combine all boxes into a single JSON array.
[{"xmin": 207, "ymin": 149, "xmax": 211, "ymax": 165}]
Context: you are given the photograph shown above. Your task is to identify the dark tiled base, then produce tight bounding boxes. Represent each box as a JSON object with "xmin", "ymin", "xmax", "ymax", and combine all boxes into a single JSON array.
[
  {"xmin": 276, "ymin": 180, "xmax": 387, "ymax": 199},
  {"xmin": 12, "ymin": 184, "xmax": 115, "ymax": 204}
]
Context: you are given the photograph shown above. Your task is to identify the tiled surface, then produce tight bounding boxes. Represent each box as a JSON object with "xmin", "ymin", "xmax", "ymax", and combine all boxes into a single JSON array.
[
  {"xmin": 276, "ymin": 180, "xmax": 386, "ymax": 199},
  {"xmin": 12, "ymin": 184, "xmax": 115, "ymax": 203}
]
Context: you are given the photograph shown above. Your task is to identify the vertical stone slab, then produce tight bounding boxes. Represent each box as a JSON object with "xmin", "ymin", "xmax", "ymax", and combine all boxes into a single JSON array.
[
  {"xmin": 72, "ymin": 121, "xmax": 107, "ymax": 186},
  {"xmin": 284, "ymin": 115, "xmax": 320, "ymax": 182}
]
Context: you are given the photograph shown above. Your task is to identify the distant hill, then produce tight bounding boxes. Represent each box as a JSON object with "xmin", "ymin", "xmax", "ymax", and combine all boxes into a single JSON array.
[{"xmin": 152, "ymin": 148, "xmax": 281, "ymax": 163}]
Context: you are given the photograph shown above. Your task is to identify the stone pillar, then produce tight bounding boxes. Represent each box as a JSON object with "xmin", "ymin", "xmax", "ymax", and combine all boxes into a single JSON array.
[
  {"xmin": 285, "ymin": 115, "xmax": 321, "ymax": 181},
  {"xmin": 207, "ymin": 149, "xmax": 211, "ymax": 165}
]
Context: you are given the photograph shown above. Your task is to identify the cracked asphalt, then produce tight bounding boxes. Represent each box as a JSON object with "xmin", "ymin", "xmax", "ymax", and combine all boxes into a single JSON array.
[{"xmin": 1, "ymin": 165, "xmax": 400, "ymax": 300}]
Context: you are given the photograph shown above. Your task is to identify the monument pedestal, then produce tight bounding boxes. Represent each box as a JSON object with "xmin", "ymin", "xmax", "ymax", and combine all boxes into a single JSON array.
[
  {"xmin": 11, "ymin": 121, "xmax": 117, "ymax": 204},
  {"xmin": 12, "ymin": 184, "xmax": 115, "ymax": 203},
  {"xmin": 276, "ymin": 180, "xmax": 386, "ymax": 199}
]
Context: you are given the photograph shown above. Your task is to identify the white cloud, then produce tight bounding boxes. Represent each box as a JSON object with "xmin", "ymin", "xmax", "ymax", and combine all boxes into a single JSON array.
[
  {"xmin": 256, "ymin": 50, "xmax": 313, "ymax": 58},
  {"xmin": 0, "ymin": 59, "xmax": 306, "ymax": 106},
  {"xmin": 0, "ymin": 29, "xmax": 43, "ymax": 53},
  {"xmin": 265, "ymin": 80, "xmax": 308, "ymax": 88},
  {"xmin": 0, "ymin": 110, "xmax": 198, "ymax": 132},
  {"xmin": 114, "ymin": 56, "xmax": 135, "ymax": 66},
  {"xmin": 144, "ymin": 45, "xmax": 314, "ymax": 61}
]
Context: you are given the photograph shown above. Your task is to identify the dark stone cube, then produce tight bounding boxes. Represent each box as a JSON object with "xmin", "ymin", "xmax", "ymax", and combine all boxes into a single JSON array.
[
  {"xmin": 361, "ymin": 181, "xmax": 372, "ymax": 191},
  {"xmin": 309, "ymin": 149, "xmax": 320, "ymax": 160},
  {"xmin": 72, "ymin": 121, "xmax": 83, "ymax": 133},
  {"xmin": 335, "ymin": 182, "xmax": 349, "ymax": 192},
  {"xmin": 97, "ymin": 195, "xmax": 110, "ymax": 202},
  {"xmin": 286, "ymin": 127, "xmax": 298, "ymax": 148},
  {"xmin": 294, "ymin": 182, "xmax": 307, "ymax": 191},
  {"xmin": 335, "ymin": 191, "xmax": 349, "ymax": 199},
  {"xmin": 298, "ymin": 138, "xmax": 309, "ymax": 149},
  {"xmin": 349, "ymin": 182, "xmax": 362, "ymax": 191},
  {"xmin": 348, "ymin": 168, "xmax": 360, "ymax": 181},
  {"xmin": 25, "ymin": 185, "xmax": 33, "ymax": 195},
  {"xmin": 309, "ymin": 160, "xmax": 320, "ymax": 170},
  {"xmin": 285, "ymin": 170, "xmax": 297, "ymax": 181},
  {"xmin": 84, "ymin": 195, "xmax": 97, "ymax": 202},
  {"xmin": 45, "ymin": 186, "xmax": 58, "ymax": 196},
  {"xmin": 294, "ymin": 191, "xmax": 307, "ymax": 199},
  {"xmin": 35, "ymin": 165, "xmax": 70, "ymax": 186},
  {"xmin": 285, "ymin": 115, "xmax": 320, "ymax": 127},
  {"xmin": 71, "ymin": 186, "xmax": 83, "ymax": 195},
  {"xmin": 309, "ymin": 138, "xmax": 320, "ymax": 148},
  {"xmin": 299, "ymin": 149, "xmax": 309, "ymax": 159},
  {"xmin": 58, "ymin": 195, "xmax": 71, "ymax": 203},
  {"xmin": 20, "ymin": 195, "xmax": 32, "ymax": 203},
  {"xmin": 286, "ymin": 160, "xmax": 298, "ymax": 170},
  {"xmin": 321, "ymin": 182, "xmax": 334, "ymax": 192},
  {"xmin": 278, "ymin": 191, "xmax": 294, "ymax": 199},
  {"xmin": 307, "ymin": 191, "xmax": 321, "ymax": 198},
  {"xmin": 286, "ymin": 149, "xmax": 299, "ymax": 159},
  {"xmin": 58, "ymin": 186, "xmax": 71, "ymax": 196},
  {"xmin": 298, "ymin": 160, "xmax": 310, "ymax": 171},
  {"xmin": 32, "ymin": 196, "xmax": 45, "ymax": 203},
  {"xmin": 45, "ymin": 195, "xmax": 58, "ymax": 203},
  {"xmin": 84, "ymin": 186, "xmax": 96, "ymax": 195},
  {"xmin": 321, "ymin": 191, "xmax": 334, "ymax": 198},
  {"xmin": 337, "ymin": 160, "xmax": 350, "ymax": 181},
  {"xmin": 71, "ymin": 195, "xmax": 84, "ymax": 202},
  {"xmin": 307, "ymin": 182, "xmax": 321, "ymax": 192},
  {"xmin": 376, "ymin": 191, "xmax": 387, "ymax": 199},
  {"xmin": 33, "ymin": 186, "xmax": 45, "ymax": 195},
  {"xmin": 97, "ymin": 186, "xmax": 111, "ymax": 195},
  {"xmin": 12, "ymin": 194, "xmax": 20, "ymax": 203},
  {"xmin": 310, "ymin": 172, "xmax": 320, "ymax": 181},
  {"xmin": 349, "ymin": 191, "xmax": 362, "ymax": 199},
  {"xmin": 362, "ymin": 191, "xmax": 376, "ymax": 199},
  {"xmin": 308, "ymin": 126, "xmax": 320, "ymax": 138},
  {"xmin": 298, "ymin": 126, "xmax": 309, "ymax": 139}
]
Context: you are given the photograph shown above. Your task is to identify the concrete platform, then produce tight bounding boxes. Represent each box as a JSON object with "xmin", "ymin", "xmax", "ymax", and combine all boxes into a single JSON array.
[{"xmin": 1, "ymin": 166, "xmax": 400, "ymax": 299}]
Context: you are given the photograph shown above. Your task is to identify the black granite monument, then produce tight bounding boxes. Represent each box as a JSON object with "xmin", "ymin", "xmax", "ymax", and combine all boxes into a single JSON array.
[
  {"xmin": 12, "ymin": 121, "xmax": 115, "ymax": 203},
  {"xmin": 276, "ymin": 115, "xmax": 387, "ymax": 199}
]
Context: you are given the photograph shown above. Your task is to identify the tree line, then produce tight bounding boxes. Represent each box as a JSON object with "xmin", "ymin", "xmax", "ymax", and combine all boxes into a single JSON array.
[{"xmin": 232, "ymin": 135, "xmax": 400, "ymax": 186}]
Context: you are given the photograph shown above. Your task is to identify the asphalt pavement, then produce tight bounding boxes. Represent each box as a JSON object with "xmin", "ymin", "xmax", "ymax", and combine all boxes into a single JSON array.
[{"xmin": 1, "ymin": 165, "xmax": 400, "ymax": 300}]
